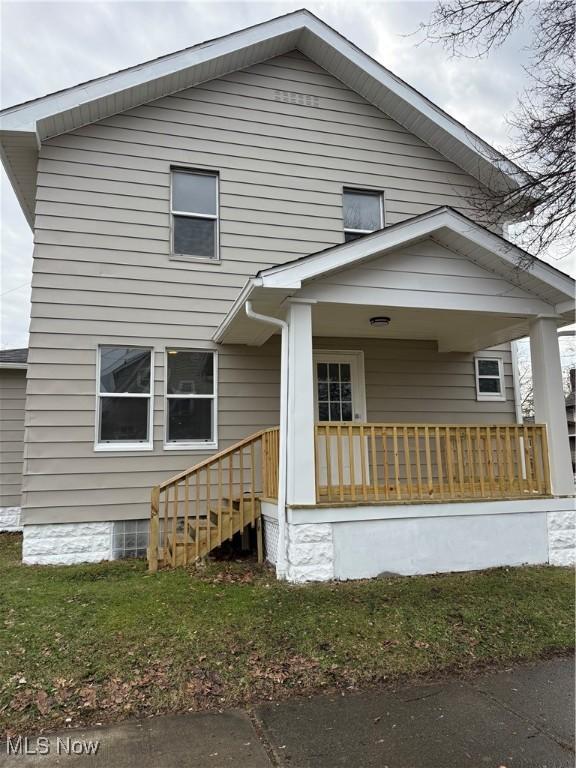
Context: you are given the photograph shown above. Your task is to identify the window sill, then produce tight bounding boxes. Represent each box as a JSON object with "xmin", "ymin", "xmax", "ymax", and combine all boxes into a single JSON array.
[
  {"xmin": 476, "ymin": 394, "xmax": 506, "ymax": 402},
  {"xmin": 163, "ymin": 442, "xmax": 218, "ymax": 451},
  {"xmin": 169, "ymin": 254, "xmax": 222, "ymax": 265},
  {"xmin": 94, "ymin": 443, "xmax": 154, "ymax": 452}
]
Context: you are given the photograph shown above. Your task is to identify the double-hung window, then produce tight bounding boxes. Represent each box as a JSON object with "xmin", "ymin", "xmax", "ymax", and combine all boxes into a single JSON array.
[
  {"xmin": 96, "ymin": 346, "xmax": 153, "ymax": 450},
  {"xmin": 171, "ymin": 169, "xmax": 219, "ymax": 259},
  {"xmin": 475, "ymin": 357, "xmax": 506, "ymax": 401},
  {"xmin": 165, "ymin": 349, "xmax": 217, "ymax": 448},
  {"xmin": 343, "ymin": 188, "xmax": 383, "ymax": 242}
]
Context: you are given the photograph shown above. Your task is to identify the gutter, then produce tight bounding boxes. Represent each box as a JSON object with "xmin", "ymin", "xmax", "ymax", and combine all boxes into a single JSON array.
[{"xmin": 245, "ymin": 300, "xmax": 289, "ymax": 579}]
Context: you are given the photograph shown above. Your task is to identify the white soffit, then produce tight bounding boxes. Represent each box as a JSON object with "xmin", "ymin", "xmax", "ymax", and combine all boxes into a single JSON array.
[{"xmin": 1, "ymin": 9, "xmax": 532, "ymax": 227}]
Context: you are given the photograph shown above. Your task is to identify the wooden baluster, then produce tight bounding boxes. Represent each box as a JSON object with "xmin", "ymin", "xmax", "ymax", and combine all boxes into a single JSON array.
[
  {"xmin": 184, "ymin": 475, "xmax": 190, "ymax": 566},
  {"xmin": 171, "ymin": 483, "xmax": 178, "ymax": 568},
  {"xmin": 314, "ymin": 426, "xmax": 320, "ymax": 503},
  {"xmin": 336, "ymin": 424, "xmax": 344, "ymax": 501},
  {"xmin": 392, "ymin": 427, "xmax": 401, "ymax": 500},
  {"xmin": 424, "ymin": 426, "xmax": 433, "ymax": 498},
  {"xmin": 348, "ymin": 425, "xmax": 356, "ymax": 501},
  {"xmin": 403, "ymin": 426, "xmax": 413, "ymax": 500},
  {"xmin": 540, "ymin": 426, "xmax": 551, "ymax": 494},
  {"xmin": 163, "ymin": 485, "xmax": 170, "ymax": 562},
  {"xmin": 523, "ymin": 425, "xmax": 535, "ymax": 494},
  {"xmin": 359, "ymin": 425, "xmax": 368, "ymax": 501},
  {"xmin": 485, "ymin": 427, "xmax": 496, "ymax": 497},
  {"xmin": 206, "ymin": 467, "xmax": 211, "ymax": 554},
  {"xmin": 434, "ymin": 427, "xmax": 444, "ymax": 500},
  {"xmin": 514, "ymin": 426, "xmax": 526, "ymax": 496},
  {"xmin": 228, "ymin": 454, "xmax": 234, "ymax": 540},
  {"xmin": 382, "ymin": 426, "xmax": 390, "ymax": 500},
  {"xmin": 465, "ymin": 427, "xmax": 475, "ymax": 498},
  {"xmin": 532, "ymin": 426, "xmax": 544, "ymax": 495},
  {"xmin": 148, "ymin": 486, "xmax": 160, "ymax": 572},
  {"xmin": 445, "ymin": 427, "xmax": 455, "ymax": 498},
  {"xmin": 504, "ymin": 427, "xmax": 514, "ymax": 496},
  {"xmin": 370, "ymin": 426, "xmax": 379, "ymax": 501},
  {"xmin": 261, "ymin": 434, "xmax": 268, "ymax": 499},
  {"xmin": 414, "ymin": 426, "xmax": 423, "ymax": 499},
  {"xmin": 195, "ymin": 471, "xmax": 200, "ymax": 561},
  {"xmin": 325, "ymin": 425, "xmax": 333, "ymax": 502},
  {"xmin": 239, "ymin": 446, "xmax": 245, "ymax": 533},
  {"xmin": 495, "ymin": 426, "xmax": 506, "ymax": 496},
  {"xmin": 217, "ymin": 459, "xmax": 223, "ymax": 544},
  {"xmin": 475, "ymin": 426, "xmax": 485, "ymax": 498},
  {"xmin": 455, "ymin": 428, "xmax": 465, "ymax": 497},
  {"xmin": 250, "ymin": 440, "xmax": 256, "ymax": 523}
]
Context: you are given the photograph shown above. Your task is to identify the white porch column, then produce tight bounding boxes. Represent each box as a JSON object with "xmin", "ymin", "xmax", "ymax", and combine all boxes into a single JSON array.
[
  {"xmin": 286, "ymin": 300, "xmax": 316, "ymax": 505},
  {"xmin": 529, "ymin": 317, "xmax": 574, "ymax": 495}
]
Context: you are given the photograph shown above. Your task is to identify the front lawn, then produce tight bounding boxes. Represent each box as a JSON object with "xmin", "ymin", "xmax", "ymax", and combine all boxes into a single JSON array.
[{"xmin": 0, "ymin": 533, "xmax": 573, "ymax": 735}]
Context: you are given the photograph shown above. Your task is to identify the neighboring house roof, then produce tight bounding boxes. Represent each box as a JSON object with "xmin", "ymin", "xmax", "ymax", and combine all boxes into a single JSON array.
[
  {"xmin": 0, "ymin": 9, "xmax": 534, "ymax": 227},
  {"xmin": 214, "ymin": 206, "xmax": 575, "ymax": 348},
  {"xmin": 0, "ymin": 348, "xmax": 28, "ymax": 369}
]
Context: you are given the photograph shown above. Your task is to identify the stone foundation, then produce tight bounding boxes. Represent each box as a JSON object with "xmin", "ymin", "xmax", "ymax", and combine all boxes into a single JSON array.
[
  {"xmin": 547, "ymin": 510, "xmax": 576, "ymax": 566},
  {"xmin": 22, "ymin": 522, "xmax": 113, "ymax": 565},
  {"xmin": 285, "ymin": 522, "xmax": 334, "ymax": 582},
  {"xmin": 0, "ymin": 506, "xmax": 22, "ymax": 532}
]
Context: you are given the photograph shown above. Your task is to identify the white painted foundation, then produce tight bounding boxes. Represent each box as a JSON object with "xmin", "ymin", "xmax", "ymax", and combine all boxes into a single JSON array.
[
  {"xmin": 22, "ymin": 522, "xmax": 113, "ymax": 565},
  {"xmin": 0, "ymin": 506, "xmax": 22, "ymax": 532}
]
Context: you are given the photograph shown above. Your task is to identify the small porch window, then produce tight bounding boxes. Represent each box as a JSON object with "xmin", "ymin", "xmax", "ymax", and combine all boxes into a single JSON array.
[
  {"xmin": 475, "ymin": 356, "xmax": 506, "ymax": 401},
  {"xmin": 171, "ymin": 169, "xmax": 219, "ymax": 259},
  {"xmin": 96, "ymin": 346, "xmax": 153, "ymax": 451},
  {"xmin": 165, "ymin": 349, "xmax": 217, "ymax": 449},
  {"xmin": 343, "ymin": 188, "xmax": 383, "ymax": 242}
]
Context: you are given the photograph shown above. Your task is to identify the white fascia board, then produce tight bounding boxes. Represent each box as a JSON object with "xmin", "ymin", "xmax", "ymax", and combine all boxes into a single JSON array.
[
  {"xmin": 0, "ymin": 363, "xmax": 27, "ymax": 370},
  {"xmin": 212, "ymin": 278, "xmax": 260, "ymax": 342},
  {"xmin": 0, "ymin": 13, "xmax": 305, "ymax": 134}
]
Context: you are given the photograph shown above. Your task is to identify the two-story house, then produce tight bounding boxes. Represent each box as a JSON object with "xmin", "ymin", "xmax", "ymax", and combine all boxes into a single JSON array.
[{"xmin": 0, "ymin": 11, "xmax": 574, "ymax": 579}]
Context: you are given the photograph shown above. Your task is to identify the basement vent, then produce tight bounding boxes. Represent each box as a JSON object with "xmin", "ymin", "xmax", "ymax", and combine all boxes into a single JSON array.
[{"xmin": 274, "ymin": 89, "xmax": 320, "ymax": 108}]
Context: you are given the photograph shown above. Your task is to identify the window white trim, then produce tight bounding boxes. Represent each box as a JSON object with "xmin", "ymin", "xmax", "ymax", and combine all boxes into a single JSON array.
[
  {"xmin": 163, "ymin": 348, "xmax": 218, "ymax": 451},
  {"xmin": 474, "ymin": 355, "xmax": 506, "ymax": 402},
  {"xmin": 94, "ymin": 345, "xmax": 154, "ymax": 452},
  {"xmin": 342, "ymin": 186, "xmax": 384, "ymax": 239},
  {"xmin": 170, "ymin": 168, "xmax": 220, "ymax": 260}
]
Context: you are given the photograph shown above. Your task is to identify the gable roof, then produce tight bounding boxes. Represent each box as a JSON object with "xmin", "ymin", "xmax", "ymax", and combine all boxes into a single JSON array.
[
  {"xmin": 214, "ymin": 207, "xmax": 575, "ymax": 347},
  {"xmin": 1, "ymin": 9, "xmax": 533, "ymax": 227}
]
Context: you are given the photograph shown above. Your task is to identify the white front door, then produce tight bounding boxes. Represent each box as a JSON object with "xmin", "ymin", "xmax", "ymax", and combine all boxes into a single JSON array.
[{"xmin": 313, "ymin": 351, "xmax": 368, "ymax": 488}]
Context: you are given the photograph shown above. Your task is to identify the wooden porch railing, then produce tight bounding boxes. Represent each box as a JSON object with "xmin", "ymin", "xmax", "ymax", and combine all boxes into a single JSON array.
[
  {"xmin": 314, "ymin": 423, "xmax": 551, "ymax": 504},
  {"xmin": 148, "ymin": 426, "xmax": 280, "ymax": 571}
]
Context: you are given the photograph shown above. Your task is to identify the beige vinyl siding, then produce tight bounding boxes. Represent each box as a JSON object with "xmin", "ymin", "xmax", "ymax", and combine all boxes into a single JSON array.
[
  {"xmin": 25, "ymin": 50, "xmax": 507, "ymax": 525},
  {"xmin": 0, "ymin": 370, "xmax": 27, "ymax": 508}
]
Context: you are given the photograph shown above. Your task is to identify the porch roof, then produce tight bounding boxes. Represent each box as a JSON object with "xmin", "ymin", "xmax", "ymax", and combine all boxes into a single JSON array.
[{"xmin": 213, "ymin": 207, "xmax": 575, "ymax": 352}]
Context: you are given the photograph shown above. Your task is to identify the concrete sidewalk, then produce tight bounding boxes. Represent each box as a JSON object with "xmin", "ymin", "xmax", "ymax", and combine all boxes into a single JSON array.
[{"xmin": 2, "ymin": 657, "xmax": 573, "ymax": 768}]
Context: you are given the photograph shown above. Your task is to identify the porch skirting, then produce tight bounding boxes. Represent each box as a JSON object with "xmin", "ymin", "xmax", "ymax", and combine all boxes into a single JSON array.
[{"xmin": 264, "ymin": 499, "xmax": 575, "ymax": 582}]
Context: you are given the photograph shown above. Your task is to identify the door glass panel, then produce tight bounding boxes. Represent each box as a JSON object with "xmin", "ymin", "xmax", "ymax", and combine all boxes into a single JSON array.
[{"xmin": 316, "ymin": 361, "xmax": 355, "ymax": 422}]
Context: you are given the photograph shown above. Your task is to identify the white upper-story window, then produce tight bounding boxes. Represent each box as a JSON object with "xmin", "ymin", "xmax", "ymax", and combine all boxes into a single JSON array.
[
  {"xmin": 96, "ymin": 346, "xmax": 153, "ymax": 451},
  {"xmin": 343, "ymin": 188, "xmax": 384, "ymax": 242},
  {"xmin": 475, "ymin": 357, "xmax": 506, "ymax": 402},
  {"xmin": 171, "ymin": 169, "xmax": 219, "ymax": 259},
  {"xmin": 165, "ymin": 349, "xmax": 217, "ymax": 449}
]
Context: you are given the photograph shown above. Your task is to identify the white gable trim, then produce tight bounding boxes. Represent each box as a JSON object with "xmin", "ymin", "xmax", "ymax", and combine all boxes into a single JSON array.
[
  {"xmin": 1, "ymin": 10, "xmax": 533, "ymax": 227},
  {"xmin": 258, "ymin": 207, "xmax": 575, "ymax": 303}
]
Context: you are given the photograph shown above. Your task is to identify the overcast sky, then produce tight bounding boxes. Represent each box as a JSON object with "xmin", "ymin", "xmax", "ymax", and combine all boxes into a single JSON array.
[{"xmin": 0, "ymin": 0, "xmax": 572, "ymax": 350}]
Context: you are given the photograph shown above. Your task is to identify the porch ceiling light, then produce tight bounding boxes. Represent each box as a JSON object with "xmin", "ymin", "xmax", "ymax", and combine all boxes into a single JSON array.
[{"xmin": 369, "ymin": 316, "xmax": 391, "ymax": 326}]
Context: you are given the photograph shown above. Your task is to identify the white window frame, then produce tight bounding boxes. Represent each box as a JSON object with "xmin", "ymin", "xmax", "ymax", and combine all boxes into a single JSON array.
[
  {"xmin": 170, "ymin": 168, "xmax": 220, "ymax": 261},
  {"xmin": 94, "ymin": 345, "xmax": 154, "ymax": 452},
  {"xmin": 164, "ymin": 348, "xmax": 218, "ymax": 451},
  {"xmin": 474, "ymin": 355, "xmax": 506, "ymax": 402},
  {"xmin": 342, "ymin": 187, "xmax": 384, "ymax": 240}
]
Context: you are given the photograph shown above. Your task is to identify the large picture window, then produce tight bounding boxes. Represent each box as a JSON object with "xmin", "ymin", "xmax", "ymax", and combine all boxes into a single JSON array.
[
  {"xmin": 343, "ymin": 188, "xmax": 383, "ymax": 242},
  {"xmin": 96, "ymin": 346, "xmax": 153, "ymax": 450},
  {"xmin": 165, "ymin": 349, "xmax": 217, "ymax": 448},
  {"xmin": 171, "ymin": 169, "xmax": 219, "ymax": 259}
]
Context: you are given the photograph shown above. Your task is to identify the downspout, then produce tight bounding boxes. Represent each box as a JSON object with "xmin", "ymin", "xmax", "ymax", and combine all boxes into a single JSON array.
[{"xmin": 245, "ymin": 300, "xmax": 289, "ymax": 579}]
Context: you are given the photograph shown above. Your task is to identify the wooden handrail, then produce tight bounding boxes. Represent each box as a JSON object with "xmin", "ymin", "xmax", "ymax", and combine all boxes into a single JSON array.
[
  {"xmin": 148, "ymin": 427, "xmax": 280, "ymax": 571},
  {"xmin": 314, "ymin": 422, "xmax": 551, "ymax": 504}
]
